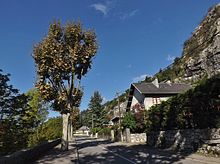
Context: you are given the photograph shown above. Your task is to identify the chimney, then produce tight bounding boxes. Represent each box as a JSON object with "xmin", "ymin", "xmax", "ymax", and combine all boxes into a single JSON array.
[
  {"xmin": 166, "ymin": 80, "xmax": 172, "ymax": 86},
  {"xmin": 152, "ymin": 78, "xmax": 159, "ymax": 88}
]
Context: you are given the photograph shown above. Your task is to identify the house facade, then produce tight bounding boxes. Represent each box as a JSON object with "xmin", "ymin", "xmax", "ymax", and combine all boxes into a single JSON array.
[
  {"xmin": 126, "ymin": 79, "xmax": 191, "ymax": 111},
  {"xmin": 109, "ymin": 101, "xmax": 127, "ymax": 125}
]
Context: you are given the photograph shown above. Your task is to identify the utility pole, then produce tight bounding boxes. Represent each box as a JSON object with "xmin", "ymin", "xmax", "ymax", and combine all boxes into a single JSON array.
[{"xmin": 116, "ymin": 92, "xmax": 123, "ymax": 142}]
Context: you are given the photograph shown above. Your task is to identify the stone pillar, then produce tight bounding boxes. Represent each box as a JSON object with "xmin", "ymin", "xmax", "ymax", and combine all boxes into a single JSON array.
[{"xmin": 125, "ymin": 128, "xmax": 131, "ymax": 143}]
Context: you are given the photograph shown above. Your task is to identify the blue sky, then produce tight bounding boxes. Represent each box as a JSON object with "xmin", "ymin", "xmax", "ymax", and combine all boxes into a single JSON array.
[{"xmin": 0, "ymin": 0, "xmax": 219, "ymax": 117}]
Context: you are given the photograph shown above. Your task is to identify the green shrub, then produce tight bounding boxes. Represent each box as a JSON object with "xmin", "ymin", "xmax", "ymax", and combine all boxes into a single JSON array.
[
  {"xmin": 146, "ymin": 74, "xmax": 220, "ymax": 132},
  {"xmin": 98, "ymin": 127, "xmax": 111, "ymax": 136},
  {"xmin": 28, "ymin": 117, "xmax": 62, "ymax": 147},
  {"xmin": 121, "ymin": 112, "xmax": 136, "ymax": 132}
]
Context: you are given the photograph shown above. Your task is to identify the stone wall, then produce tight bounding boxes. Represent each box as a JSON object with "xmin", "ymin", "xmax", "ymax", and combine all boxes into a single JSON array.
[
  {"xmin": 147, "ymin": 128, "xmax": 220, "ymax": 155},
  {"xmin": 130, "ymin": 133, "xmax": 146, "ymax": 143},
  {"xmin": 0, "ymin": 139, "xmax": 61, "ymax": 164}
]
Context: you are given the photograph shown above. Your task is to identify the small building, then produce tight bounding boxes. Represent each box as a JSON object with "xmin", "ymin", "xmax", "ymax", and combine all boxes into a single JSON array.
[
  {"xmin": 76, "ymin": 126, "xmax": 90, "ymax": 135},
  {"xmin": 110, "ymin": 101, "xmax": 127, "ymax": 125},
  {"xmin": 126, "ymin": 79, "xmax": 191, "ymax": 111}
]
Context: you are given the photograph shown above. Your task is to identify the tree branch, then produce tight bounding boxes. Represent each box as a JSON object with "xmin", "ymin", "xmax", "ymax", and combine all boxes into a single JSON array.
[{"xmin": 48, "ymin": 77, "xmax": 59, "ymax": 93}]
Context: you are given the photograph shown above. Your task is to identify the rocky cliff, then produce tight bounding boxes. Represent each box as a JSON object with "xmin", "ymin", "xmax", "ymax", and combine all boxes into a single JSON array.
[
  {"xmin": 182, "ymin": 3, "xmax": 220, "ymax": 82},
  {"xmin": 156, "ymin": 3, "xmax": 220, "ymax": 84}
]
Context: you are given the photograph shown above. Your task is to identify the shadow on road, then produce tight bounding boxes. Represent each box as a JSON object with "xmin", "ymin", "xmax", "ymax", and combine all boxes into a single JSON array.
[
  {"xmin": 33, "ymin": 136, "xmax": 219, "ymax": 164},
  {"xmin": 76, "ymin": 137, "xmax": 193, "ymax": 164},
  {"xmin": 34, "ymin": 141, "xmax": 77, "ymax": 164}
]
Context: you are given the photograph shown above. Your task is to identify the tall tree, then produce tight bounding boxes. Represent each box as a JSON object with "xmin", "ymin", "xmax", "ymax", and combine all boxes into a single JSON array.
[
  {"xmin": 0, "ymin": 69, "xmax": 37, "ymax": 155},
  {"xmin": 88, "ymin": 91, "xmax": 103, "ymax": 129},
  {"xmin": 26, "ymin": 88, "xmax": 49, "ymax": 127},
  {"xmin": 33, "ymin": 21, "xmax": 98, "ymax": 150}
]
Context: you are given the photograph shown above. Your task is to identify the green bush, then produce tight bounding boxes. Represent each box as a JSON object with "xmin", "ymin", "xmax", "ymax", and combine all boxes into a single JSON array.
[
  {"xmin": 28, "ymin": 117, "xmax": 62, "ymax": 147},
  {"xmin": 146, "ymin": 74, "xmax": 220, "ymax": 132},
  {"xmin": 91, "ymin": 127, "xmax": 101, "ymax": 134},
  {"xmin": 121, "ymin": 112, "xmax": 136, "ymax": 132},
  {"xmin": 98, "ymin": 127, "xmax": 111, "ymax": 136}
]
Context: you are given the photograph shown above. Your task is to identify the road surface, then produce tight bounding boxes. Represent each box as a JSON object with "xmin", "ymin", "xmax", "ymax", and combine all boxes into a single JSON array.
[{"xmin": 76, "ymin": 136, "xmax": 220, "ymax": 164}]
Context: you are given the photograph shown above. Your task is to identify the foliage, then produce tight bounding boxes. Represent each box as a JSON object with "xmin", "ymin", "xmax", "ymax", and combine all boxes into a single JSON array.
[
  {"xmin": 98, "ymin": 127, "xmax": 111, "ymax": 136},
  {"xmin": 131, "ymin": 103, "xmax": 146, "ymax": 133},
  {"xmin": 33, "ymin": 20, "xmax": 97, "ymax": 113},
  {"xmin": 155, "ymin": 57, "xmax": 184, "ymax": 82},
  {"xmin": 28, "ymin": 117, "xmax": 62, "ymax": 147},
  {"xmin": 0, "ymin": 70, "xmax": 40, "ymax": 155},
  {"xmin": 102, "ymin": 89, "xmax": 129, "ymax": 122},
  {"xmin": 33, "ymin": 20, "xmax": 98, "ymax": 149},
  {"xmin": 145, "ymin": 74, "xmax": 220, "ymax": 132},
  {"xmin": 26, "ymin": 88, "xmax": 49, "ymax": 126},
  {"xmin": 81, "ymin": 91, "xmax": 105, "ymax": 130},
  {"xmin": 80, "ymin": 109, "xmax": 92, "ymax": 128},
  {"xmin": 81, "ymin": 90, "xmax": 128, "ymax": 131},
  {"xmin": 111, "ymin": 124, "xmax": 119, "ymax": 131},
  {"xmin": 144, "ymin": 76, "xmax": 153, "ymax": 82},
  {"xmin": 103, "ymin": 90, "xmax": 129, "ymax": 108},
  {"xmin": 88, "ymin": 91, "xmax": 104, "ymax": 128},
  {"xmin": 69, "ymin": 107, "xmax": 81, "ymax": 131},
  {"xmin": 121, "ymin": 112, "xmax": 136, "ymax": 132},
  {"xmin": 91, "ymin": 127, "xmax": 101, "ymax": 133}
]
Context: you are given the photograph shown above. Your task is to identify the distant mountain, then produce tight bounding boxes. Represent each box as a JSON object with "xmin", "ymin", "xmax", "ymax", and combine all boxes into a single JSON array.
[{"xmin": 155, "ymin": 3, "xmax": 220, "ymax": 84}]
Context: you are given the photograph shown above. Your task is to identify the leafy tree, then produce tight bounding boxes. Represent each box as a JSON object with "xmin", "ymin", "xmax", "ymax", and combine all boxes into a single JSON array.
[
  {"xmin": 0, "ymin": 69, "xmax": 18, "ymax": 121},
  {"xmin": 0, "ymin": 69, "xmax": 37, "ymax": 155},
  {"xmin": 33, "ymin": 21, "xmax": 98, "ymax": 150},
  {"xmin": 144, "ymin": 76, "xmax": 153, "ymax": 82},
  {"xmin": 28, "ymin": 117, "xmax": 62, "ymax": 147},
  {"xmin": 26, "ymin": 88, "xmax": 49, "ymax": 127},
  {"xmin": 131, "ymin": 103, "xmax": 146, "ymax": 132},
  {"xmin": 121, "ymin": 112, "xmax": 136, "ymax": 132},
  {"xmin": 69, "ymin": 107, "xmax": 81, "ymax": 138}
]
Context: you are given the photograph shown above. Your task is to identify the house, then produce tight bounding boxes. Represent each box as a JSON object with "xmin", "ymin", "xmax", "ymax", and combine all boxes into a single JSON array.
[
  {"xmin": 76, "ymin": 126, "xmax": 90, "ymax": 135},
  {"xmin": 109, "ymin": 101, "xmax": 127, "ymax": 125},
  {"xmin": 126, "ymin": 79, "xmax": 191, "ymax": 111}
]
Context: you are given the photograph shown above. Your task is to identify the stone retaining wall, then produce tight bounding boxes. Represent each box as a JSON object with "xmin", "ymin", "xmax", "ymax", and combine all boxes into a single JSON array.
[
  {"xmin": 0, "ymin": 139, "xmax": 61, "ymax": 164},
  {"xmin": 130, "ymin": 133, "xmax": 146, "ymax": 143},
  {"xmin": 147, "ymin": 128, "xmax": 220, "ymax": 155}
]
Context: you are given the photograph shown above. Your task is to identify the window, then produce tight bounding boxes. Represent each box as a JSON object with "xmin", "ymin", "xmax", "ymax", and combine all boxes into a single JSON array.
[{"xmin": 152, "ymin": 97, "xmax": 161, "ymax": 105}]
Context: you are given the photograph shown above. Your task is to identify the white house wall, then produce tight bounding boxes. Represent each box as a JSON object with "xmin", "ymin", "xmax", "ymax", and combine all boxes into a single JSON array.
[
  {"xmin": 130, "ymin": 89, "xmax": 145, "ymax": 109},
  {"xmin": 144, "ymin": 96, "xmax": 170, "ymax": 110}
]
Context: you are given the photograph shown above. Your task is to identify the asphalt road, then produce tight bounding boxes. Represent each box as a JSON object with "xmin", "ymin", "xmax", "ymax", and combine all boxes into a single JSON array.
[{"xmin": 76, "ymin": 136, "xmax": 220, "ymax": 164}]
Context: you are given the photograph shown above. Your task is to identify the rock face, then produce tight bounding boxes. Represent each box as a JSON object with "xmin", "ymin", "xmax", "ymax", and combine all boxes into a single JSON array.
[{"xmin": 181, "ymin": 4, "xmax": 220, "ymax": 82}]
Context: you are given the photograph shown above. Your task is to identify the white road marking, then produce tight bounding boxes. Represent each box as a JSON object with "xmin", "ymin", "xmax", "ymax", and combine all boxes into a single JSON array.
[{"xmin": 98, "ymin": 145, "xmax": 136, "ymax": 164}]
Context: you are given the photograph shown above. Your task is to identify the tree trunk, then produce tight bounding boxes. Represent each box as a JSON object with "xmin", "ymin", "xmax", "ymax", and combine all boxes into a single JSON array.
[
  {"xmin": 61, "ymin": 113, "xmax": 70, "ymax": 151},
  {"xmin": 68, "ymin": 122, "xmax": 72, "ymax": 141},
  {"xmin": 70, "ymin": 123, "xmax": 73, "ymax": 140}
]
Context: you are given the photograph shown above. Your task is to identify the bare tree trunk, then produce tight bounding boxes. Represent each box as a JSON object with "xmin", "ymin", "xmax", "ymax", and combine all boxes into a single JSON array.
[
  {"xmin": 68, "ymin": 121, "xmax": 72, "ymax": 141},
  {"xmin": 61, "ymin": 113, "xmax": 70, "ymax": 151},
  {"xmin": 70, "ymin": 123, "xmax": 73, "ymax": 140}
]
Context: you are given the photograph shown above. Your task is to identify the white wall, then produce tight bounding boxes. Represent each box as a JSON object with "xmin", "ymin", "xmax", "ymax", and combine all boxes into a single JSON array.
[
  {"xmin": 130, "ymin": 89, "xmax": 145, "ymax": 108},
  {"xmin": 144, "ymin": 96, "xmax": 170, "ymax": 110},
  {"xmin": 130, "ymin": 88, "xmax": 173, "ymax": 111}
]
